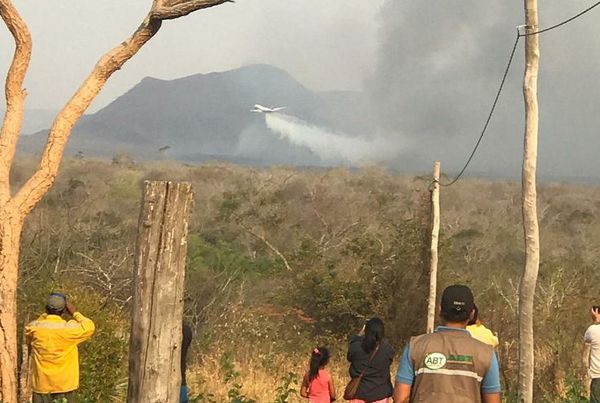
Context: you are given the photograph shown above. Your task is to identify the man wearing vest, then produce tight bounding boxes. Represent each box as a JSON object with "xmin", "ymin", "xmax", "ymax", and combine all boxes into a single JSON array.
[
  {"xmin": 26, "ymin": 292, "xmax": 95, "ymax": 403},
  {"xmin": 393, "ymin": 285, "xmax": 501, "ymax": 403}
]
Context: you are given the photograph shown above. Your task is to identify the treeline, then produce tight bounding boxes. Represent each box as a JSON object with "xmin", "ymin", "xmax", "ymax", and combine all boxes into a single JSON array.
[{"xmin": 14, "ymin": 157, "xmax": 600, "ymax": 401}]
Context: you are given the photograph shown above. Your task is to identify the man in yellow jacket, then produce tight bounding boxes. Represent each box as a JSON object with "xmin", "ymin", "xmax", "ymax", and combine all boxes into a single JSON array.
[
  {"xmin": 466, "ymin": 305, "xmax": 499, "ymax": 348},
  {"xmin": 26, "ymin": 292, "xmax": 95, "ymax": 403}
]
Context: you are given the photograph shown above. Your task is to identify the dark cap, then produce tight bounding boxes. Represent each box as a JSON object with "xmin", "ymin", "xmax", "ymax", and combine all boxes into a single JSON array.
[
  {"xmin": 441, "ymin": 285, "xmax": 474, "ymax": 321},
  {"xmin": 46, "ymin": 292, "xmax": 66, "ymax": 312}
]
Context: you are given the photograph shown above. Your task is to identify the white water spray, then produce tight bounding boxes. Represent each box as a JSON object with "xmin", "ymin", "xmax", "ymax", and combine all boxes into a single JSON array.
[{"xmin": 265, "ymin": 114, "xmax": 404, "ymax": 165}]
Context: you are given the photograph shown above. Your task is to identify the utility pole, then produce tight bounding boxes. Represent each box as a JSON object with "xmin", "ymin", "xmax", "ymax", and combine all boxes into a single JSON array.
[
  {"xmin": 426, "ymin": 161, "xmax": 440, "ymax": 334},
  {"xmin": 518, "ymin": 1, "xmax": 540, "ymax": 402}
]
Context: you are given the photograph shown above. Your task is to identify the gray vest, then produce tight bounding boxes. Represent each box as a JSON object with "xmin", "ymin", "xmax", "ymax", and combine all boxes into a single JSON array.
[{"xmin": 409, "ymin": 328, "xmax": 494, "ymax": 403}]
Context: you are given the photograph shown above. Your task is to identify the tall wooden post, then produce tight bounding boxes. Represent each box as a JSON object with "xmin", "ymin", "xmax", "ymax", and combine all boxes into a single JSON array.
[
  {"xmin": 427, "ymin": 161, "xmax": 441, "ymax": 333},
  {"xmin": 518, "ymin": 1, "xmax": 540, "ymax": 402},
  {"xmin": 127, "ymin": 181, "xmax": 194, "ymax": 403}
]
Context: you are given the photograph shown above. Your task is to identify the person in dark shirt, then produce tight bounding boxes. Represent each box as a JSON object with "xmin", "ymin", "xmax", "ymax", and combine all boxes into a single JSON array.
[
  {"xmin": 180, "ymin": 322, "xmax": 193, "ymax": 403},
  {"xmin": 346, "ymin": 317, "xmax": 395, "ymax": 402}
]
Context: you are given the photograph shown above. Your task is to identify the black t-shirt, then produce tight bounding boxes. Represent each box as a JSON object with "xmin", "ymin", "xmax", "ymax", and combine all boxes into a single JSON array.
[
  {"xmin": 181, "ymin": 323, "xmax": 193, "ymax": 386},
  {"xmin": 347, "ymin": 335, "xmax": 395, "ymax": 400}
]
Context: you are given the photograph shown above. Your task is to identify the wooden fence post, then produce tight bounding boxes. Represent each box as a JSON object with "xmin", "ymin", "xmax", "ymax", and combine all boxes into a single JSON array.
[
  {"xmin": 127, "ymin": 181, "xmax": 193, "ymax": 403},
  {"xmin": 426, "ymin": 162, "xmax": 441, "ymax": 333}
]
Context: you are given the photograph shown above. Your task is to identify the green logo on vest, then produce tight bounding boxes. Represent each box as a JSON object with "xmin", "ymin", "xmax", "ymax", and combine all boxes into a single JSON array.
[
  {"xmin": 424, "ymin": 352, "xmax": 447, "ymax": 370},
  {"xmin": 447, "ymin": 354, "xmax": 474, "ymax": 364}
]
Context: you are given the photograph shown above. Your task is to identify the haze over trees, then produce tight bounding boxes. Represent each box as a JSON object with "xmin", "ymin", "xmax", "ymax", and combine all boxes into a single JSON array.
[{"xmin": 14, "ymin": 159, "xmax": 600, "ymax": 401}]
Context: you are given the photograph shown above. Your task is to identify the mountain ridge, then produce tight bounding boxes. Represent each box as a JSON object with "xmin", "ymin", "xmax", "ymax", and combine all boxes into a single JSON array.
[{"xmin": 18, "ymin": 64, "xmax": 371, "ymax": 165}]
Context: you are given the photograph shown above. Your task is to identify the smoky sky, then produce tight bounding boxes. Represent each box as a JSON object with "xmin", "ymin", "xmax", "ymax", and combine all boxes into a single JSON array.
[
  {"xmin": 0, "ymin": 0, "xmax": 384, "ymax": 111},
  {"xmin": 370, "ymin": 0, "xmax": 600, "ymax": 178},
  {"xmin": 2, "ymin": 1, "xmax": 600, "ymax": 179}
]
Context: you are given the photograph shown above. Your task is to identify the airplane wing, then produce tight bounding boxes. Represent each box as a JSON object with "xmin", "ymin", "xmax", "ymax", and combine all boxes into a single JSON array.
[{"xmin": 272, "ymin": 107, "xmax": 286, "ymax": 111}]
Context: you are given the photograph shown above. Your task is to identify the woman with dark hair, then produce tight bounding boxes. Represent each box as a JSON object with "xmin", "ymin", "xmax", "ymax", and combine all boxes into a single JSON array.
[
  {"xmin": 346, "ymin": 318, "xmax": 395, "ymax": 402},
  {"xmin": 301, "ymin": 346, "xmax": 336, "ymax": 402}
]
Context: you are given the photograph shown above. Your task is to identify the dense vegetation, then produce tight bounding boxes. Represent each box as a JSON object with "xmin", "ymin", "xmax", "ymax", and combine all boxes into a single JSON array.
[{"xmin": 14, "ymin": 158, "xmax": 600, "ymax": 402}]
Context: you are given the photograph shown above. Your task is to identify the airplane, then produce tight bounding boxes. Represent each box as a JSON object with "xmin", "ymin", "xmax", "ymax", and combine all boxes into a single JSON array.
[{"xmin": 251, "ymin": 104, "xmax": 286, "ymax": 113}]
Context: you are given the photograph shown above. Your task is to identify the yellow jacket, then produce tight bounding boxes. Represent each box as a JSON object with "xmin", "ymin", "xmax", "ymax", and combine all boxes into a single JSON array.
[
  {"xmin": 26, "ymin": 312, "xmax": 95, "ymax": 393},
  {"xmin": 467, "ymin": 323, "xmax": 499, "ymax": 348}
]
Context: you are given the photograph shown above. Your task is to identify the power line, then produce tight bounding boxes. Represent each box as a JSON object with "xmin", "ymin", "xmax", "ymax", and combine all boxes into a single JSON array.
[
  {"xmin": 524, "ymin": 0, "xmax": 600, "ymax": 36},
  {"xmin": 439, "ymin": 34, "xmax": 520, "ymax": 187},
  {"xmin": 439, "ymin": 0, "xmax": 600, "ymax": 187}
]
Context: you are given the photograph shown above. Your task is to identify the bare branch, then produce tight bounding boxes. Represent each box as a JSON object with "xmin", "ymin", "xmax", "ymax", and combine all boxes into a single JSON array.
[
  {"xmin": 0, "ymin": 1, "xmax": 32, "ymax": 203},
  {"xmin": 13, "ymin": 16, "xmax": 166, "ymax": 215},
  {"xmin": 237, "ymin": 220, "xmax": 292, "ymax": 271},
  {"xmin": 12, "ymin": 17, "xmax": 163, "ymax": 214},
  {"xmin": 13, "ymin": 0, "xmax": 233, "ymax": 216},
  {"xmin": 152, "ymin": 0, "xmax": 234, "ymax": 20}
]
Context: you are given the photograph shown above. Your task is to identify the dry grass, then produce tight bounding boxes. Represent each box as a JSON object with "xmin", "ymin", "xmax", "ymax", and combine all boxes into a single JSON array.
[{"xmin": 186, "ymin": 344, "xmax": 398, "ymax": 402}]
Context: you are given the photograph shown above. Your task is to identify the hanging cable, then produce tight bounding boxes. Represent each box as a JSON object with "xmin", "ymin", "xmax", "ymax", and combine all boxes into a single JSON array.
[
  {"xmin": 438, "ymin": 34, "xmax": 520, "ymax": 187},
  {"xmin": 524, "ymin": 0, "xmax": 600, "ymax": 36},
  {"xmin": 439, "ymin": 0, "xmax": 600, "ymax": 187}
]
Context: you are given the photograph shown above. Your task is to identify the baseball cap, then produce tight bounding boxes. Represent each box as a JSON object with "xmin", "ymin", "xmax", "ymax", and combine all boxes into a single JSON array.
[
  {"xmin": 46, "ymin": 292, "xmax": 66, "ymax": 312},
  {"xmin": 441, "ymin": 285, "xmax": 474, "ymax": 321}
]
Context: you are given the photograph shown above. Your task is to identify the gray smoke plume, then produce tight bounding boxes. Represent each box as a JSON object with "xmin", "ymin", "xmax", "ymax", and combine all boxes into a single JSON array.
[
  {"xmin": 265, "ymin": 113, "xmax": 405, "ymax": 165},
  {"xmin": 370, "ymin": 1, "xmax": 600, "ymax": 179}
]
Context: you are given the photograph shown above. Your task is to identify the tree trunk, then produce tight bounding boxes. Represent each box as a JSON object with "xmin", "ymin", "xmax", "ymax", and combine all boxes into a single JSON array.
[
  {"xmin": 518, "ymin": 1, "xmax": 540, "ymax": 402},
  {"xmin": 18, "ymin": 313, "xmax": 32, "ymax": 403},
  {"xmin": 0, "ymin": 211, "xmax": 24, "ymax": 403},
  {"xmin": 426, "ymin": 161, "xmax": 440, "ymax": 333},
  {"xmin": 127, "ymin": 181, "xmax": 193, "ymax": 403}
]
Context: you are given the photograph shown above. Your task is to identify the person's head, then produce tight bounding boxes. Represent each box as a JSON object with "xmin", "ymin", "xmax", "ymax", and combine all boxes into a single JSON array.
[
  {"xmin": 467, "ymin": 305, "xmax": 479, "ymax": 326},
  {"xmin": 308, "ymin": 346, "xmax": 330, "ymax": 381},
  {"xmin": 362, "ymin": 317, "xmax": 385, "ymax": 354},
  {"xmin": 591, "ymin": 306, "xmax": 600, "ymax": 323},
  {"xmin": 45, "ymin": 292, "xmax": 66, "ymax": 316},
  {"xmin": 440, "ymin": 285, "xmax": 475, "ymax": 326}
]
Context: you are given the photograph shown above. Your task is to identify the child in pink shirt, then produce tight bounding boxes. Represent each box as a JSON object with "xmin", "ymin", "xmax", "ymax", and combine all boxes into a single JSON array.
[{"xmin": 300, "ymin": 347, "xmax": 336, "ymax": 403}]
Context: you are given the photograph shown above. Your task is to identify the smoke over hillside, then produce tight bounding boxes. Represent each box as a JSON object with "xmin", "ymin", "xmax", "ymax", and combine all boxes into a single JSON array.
[
  {"xmin": 370, "ymin": 1, "xmax": 600, "ymax": 178},
  {"xmin": 265, "ymin": 113, "xmax": 404, "ymax": 165}
]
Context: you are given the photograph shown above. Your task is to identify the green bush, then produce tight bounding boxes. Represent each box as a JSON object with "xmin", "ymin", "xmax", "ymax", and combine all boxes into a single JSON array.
[
  {"xmin": 77, "ymin": 301, "xmax": 128, "ymax": 403},
  {"xmin": 273, "ymin": 372, "xmax": 298, "ymax": 403},
  {"xmin": 563, "ymin": 377, "xmax": 588, "ymax": 403},
  {"xmin": 296, "ymin": 267, "xmax": 371, "ymax": 334}
]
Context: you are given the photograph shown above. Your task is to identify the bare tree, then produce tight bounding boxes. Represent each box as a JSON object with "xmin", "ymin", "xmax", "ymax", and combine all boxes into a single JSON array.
[
  {"xmin": 0, "ymin": 0, "xmax": 233, "ymax": 400},
  {"xmin": 426, "ymin": 161, "xmax": 440, "ymax": 334},
  {"xmin": 518, "ymin": 0, "xmax": 540, "ymax": 402}
]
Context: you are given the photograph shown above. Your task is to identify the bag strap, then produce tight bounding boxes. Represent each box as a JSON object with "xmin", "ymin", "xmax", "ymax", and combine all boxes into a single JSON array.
[
  {"xmin": 357, "ymin": 343, "xmax": 381, "ymax": 379},
  {"xmin": 367, "ymin": 344, "xmax": 380, "ymax": 364}
]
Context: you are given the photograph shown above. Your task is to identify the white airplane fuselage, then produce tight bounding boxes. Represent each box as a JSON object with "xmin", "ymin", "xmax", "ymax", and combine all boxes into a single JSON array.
[{"xmin": 251, "ymin": 104, "xmax": 286, "ymax": 113}]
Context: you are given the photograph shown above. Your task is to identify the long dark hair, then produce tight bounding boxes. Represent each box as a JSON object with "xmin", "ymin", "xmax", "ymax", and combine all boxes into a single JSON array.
[
  {"xmin": 309, "ymin": 346, "xmax": 330, "ymax": 381},
  {"xmin": 362, "ymin": 317, "xmax": 384, "ymax": 354},
  {"xmin": 467, "ymin": 305, "xmax": 479, "ymax": 326}
]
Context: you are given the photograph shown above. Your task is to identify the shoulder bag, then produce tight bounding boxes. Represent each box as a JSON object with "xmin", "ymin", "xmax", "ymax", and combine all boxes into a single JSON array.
[{"xmin": 343, "ymin": 344, "xmax": 380, "ymax": 400}]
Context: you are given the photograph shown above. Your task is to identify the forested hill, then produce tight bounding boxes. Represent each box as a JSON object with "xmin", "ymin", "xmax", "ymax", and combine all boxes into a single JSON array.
[{"xmin": 17, "ymin": 64, "xmax": 373, "ymax": 165}]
